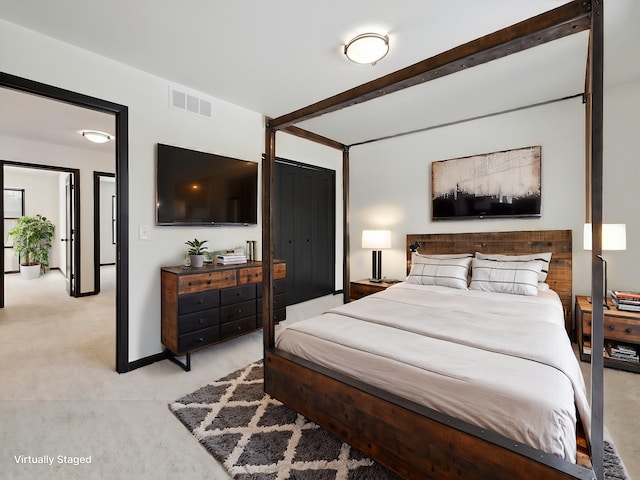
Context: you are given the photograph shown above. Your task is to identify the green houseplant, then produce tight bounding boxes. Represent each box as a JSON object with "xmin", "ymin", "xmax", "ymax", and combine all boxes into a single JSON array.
[
  {"xmin": 8, "ymin": 214, "xmax": 55, "ymax": 279},
  {"xmin": 185, "ymin": 238, "xmax": 208, "ymax": 267}
]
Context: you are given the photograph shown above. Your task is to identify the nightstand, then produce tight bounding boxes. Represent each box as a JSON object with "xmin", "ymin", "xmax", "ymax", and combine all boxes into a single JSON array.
[
  {"xmin": 575, "ymin": 295, "xmax": 640, "ymax": 373},
  {"xmin": 349, "ymin": 279, "xmax": 400, "ymax": 302}
]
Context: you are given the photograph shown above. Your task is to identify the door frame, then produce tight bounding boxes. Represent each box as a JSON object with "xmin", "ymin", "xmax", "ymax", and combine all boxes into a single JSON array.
[
  {"xmin": 93, "ymin": 171, "xmax": 116, "ymax": 293},
  {"xmin": 0, "ymin": 72, "xmax": 130, "ymax": 373},
  {"xmin": 1, "ymin": 163, "xmax": 81, "ymax": 294}
]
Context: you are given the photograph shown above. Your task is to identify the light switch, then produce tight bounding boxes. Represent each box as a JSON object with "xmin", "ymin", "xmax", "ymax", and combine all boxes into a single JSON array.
[{"xmin": 139, "ymin": 224, "xmax": 150, "ymax": 241}]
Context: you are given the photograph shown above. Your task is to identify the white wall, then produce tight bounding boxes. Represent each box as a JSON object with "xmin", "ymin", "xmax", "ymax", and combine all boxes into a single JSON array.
[
  {"xmin": 2, "ymin": 17, "xmax": 636, "ymax": 363},
  {"xmin": 349, "ymin": 81, "xmax": 639, "ymax": 297},
  {"xmin": 0, "ymin": 19, "xmax": 265, "ymax": 361},
  {"xmin": 1, "ymin": 137, "xmax": 114, "ymax": 292},
  {"xmin": 3, "ymin": 167, "xmax": 61, "ymax": 270}
]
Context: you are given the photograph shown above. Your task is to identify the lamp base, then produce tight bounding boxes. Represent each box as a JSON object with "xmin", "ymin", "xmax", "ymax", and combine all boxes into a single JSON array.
[{"xmin": 369, "ymin": 277, "xmax": 384, "ymax": 283}]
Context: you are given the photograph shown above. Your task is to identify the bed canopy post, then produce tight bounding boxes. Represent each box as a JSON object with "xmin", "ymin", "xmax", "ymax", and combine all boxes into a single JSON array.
[
  {"xmin": 262, "ymin": 123, "xmax": 276, "ymax": 350},
  {"xmin": 588, "ymin": 0, "xmax": 605, "ymax": 478},
  {"xmin": 343, "ymin": 146, "xmax": 350, "ymax": 304}
]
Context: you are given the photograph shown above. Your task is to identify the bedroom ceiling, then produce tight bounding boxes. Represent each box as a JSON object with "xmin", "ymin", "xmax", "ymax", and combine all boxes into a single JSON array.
[{"xmin": 0, "ymin": 0, "xmax": 638, "ymax": 149}]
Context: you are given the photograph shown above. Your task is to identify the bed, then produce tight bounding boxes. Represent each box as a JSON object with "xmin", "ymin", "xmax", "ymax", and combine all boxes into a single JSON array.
[{"xmin": 261, "ymin": 2, "xmax": 605, "ymax": 479}]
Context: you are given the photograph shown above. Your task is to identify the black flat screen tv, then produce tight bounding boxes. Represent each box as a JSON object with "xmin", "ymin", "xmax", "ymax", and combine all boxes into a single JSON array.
[{"xmin": 156, "ymin": 143, "xmax": 258, "ymax": 226}]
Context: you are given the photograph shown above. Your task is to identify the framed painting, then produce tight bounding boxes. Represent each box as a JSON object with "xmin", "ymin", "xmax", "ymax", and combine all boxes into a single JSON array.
[{"xmin": 431, "ymin": 145, "xmax": 541, "ymax": 220}]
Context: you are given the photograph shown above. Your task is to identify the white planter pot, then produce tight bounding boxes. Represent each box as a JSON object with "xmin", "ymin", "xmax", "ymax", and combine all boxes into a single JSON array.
[
  {"xmin": 20, "ymin": 264, "xmax": 41, "ymax": 280},
  {"xmin": 190, "ymin": 255, "xmax": 205, "ymax": 268}
]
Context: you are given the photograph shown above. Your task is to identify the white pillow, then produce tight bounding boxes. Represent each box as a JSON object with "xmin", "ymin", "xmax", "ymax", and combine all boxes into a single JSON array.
[
  {"xmin": 469, "ymin": 258, "xmax": 544, "ymax": 296},
  {"xmin": 475, "ymin": 252, "xmax": 552, "ymax": 282},
  {"xmin": 406, "ymin": 254, "xmax": 472, "ymax": 290}
]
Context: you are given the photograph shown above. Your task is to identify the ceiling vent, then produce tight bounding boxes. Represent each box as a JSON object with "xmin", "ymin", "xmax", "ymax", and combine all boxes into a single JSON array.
[{"xmin": 169, "ymin": 83, "xmax": 213, "ymax": 119}]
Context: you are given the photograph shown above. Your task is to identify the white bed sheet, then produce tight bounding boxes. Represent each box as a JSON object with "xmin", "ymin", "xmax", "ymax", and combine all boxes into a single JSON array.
[{"xmin": 275, "ymin": 283, "xmax": 590, "ymax": 462}]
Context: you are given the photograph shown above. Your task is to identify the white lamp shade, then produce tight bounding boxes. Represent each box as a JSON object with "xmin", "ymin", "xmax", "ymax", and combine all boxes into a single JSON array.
[
  {"xmin": 583, "ymin": 223, "xmax": 627, "ymax": 251},
  {"xmin": 362, "ymin": 230, "xmax": 391, "ymax": 249}
]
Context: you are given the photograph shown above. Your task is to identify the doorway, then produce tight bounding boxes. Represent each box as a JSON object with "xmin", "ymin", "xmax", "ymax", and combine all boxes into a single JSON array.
[
  {"xmin": 2, "ymin": 164, "xmax": 80, "ymax": 296},
  {"xmin": 0, "ymin": 72, "xmax": 130, "ymax": 373}
]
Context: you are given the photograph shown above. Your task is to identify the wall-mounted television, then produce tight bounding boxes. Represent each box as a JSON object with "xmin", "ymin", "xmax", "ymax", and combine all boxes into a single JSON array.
[
  {"xmin": 156, "ymin": 143, "xmax": 258, "ymax": 226},
  {"xmin": 431, "ymin": 145, "xmax": 542, "ymax": 220}
]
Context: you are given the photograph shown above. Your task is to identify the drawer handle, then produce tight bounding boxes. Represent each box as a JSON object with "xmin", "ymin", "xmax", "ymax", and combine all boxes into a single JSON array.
[
  {"xmin": 609, "ymin": 325, "xmax": 615, "ymax": 330},
  {"xmin": 207, "ymin": 280, "xmax": 211, "ymax": 285},
  {"xmin": 198, "ymin": 299, "xmax": 204, "ymax": 304},
  {"xmin": 237, "ymin": 326, "xmax": 242, "ymax": 331},
  {"xmin": 236, "ymin": 292, "xmax": 241, "ymax": 296},
  {"xmin": 199, "ymin": 318, "xmax": 204, "ymax": 324},
  {"xmin": 237, "ymin": 309, "xmax": 242, "ymax": 314},
  {"xmin": 188, "ymin": 282, "xmax": 192, "ymax": 286},
  {"xmin": 247, "ymin": 274, "xmax": 252, "ymax": 280},
  {"xmin": 198, "ymin": 337, "xmax": 204, "ymax": 343},
  {"xmin": 627, "ymin": 328, "xmax": 633, "ymax": 334}
]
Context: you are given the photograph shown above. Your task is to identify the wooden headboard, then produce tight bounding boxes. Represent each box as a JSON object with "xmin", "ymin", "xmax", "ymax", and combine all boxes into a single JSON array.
[{"xmin": 406, "ymin": 230, "xmax": 573, "ymax": 336}]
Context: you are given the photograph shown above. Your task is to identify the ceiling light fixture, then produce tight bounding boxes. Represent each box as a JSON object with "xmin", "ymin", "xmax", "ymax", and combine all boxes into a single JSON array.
[
  {"xmin": 81, "ymin": 130, "xmax": 113, "ymax": 144},
  {"xmin": 344, "ymin": 33, "xmax": 389, "ymax": 65}
]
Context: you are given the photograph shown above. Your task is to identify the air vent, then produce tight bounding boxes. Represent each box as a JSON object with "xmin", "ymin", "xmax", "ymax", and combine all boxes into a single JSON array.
[{"xmin": 169, "ymin": 83, "xmax": 213, "ymax": 119}]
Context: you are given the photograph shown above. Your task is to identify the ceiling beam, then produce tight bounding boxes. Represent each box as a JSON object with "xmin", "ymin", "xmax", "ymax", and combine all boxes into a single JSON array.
[
  {"xmin": 269, "ymin": 0, "xmax": 592, "ymax": 131},
  {"xmin": 279, "ymin": 124, "xmax": 346, "ymax": 151}
]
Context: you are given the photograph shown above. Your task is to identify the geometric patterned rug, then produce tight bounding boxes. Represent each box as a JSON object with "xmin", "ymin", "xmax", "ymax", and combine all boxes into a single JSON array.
[{"xmin": 169, "ymin": 361, "xmax": 628, "ymax": 480}]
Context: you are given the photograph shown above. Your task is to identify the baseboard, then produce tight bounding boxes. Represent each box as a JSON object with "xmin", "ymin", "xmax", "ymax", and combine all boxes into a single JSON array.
[{"xmin": 124, "ymin": 351, "xmax": 169, "ymax": 373}]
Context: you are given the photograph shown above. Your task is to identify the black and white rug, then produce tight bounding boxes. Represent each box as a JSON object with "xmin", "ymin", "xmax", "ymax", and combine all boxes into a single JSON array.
[{"xmin": 169, "ymin": 361, "xmax": 628, "ymax": 480}]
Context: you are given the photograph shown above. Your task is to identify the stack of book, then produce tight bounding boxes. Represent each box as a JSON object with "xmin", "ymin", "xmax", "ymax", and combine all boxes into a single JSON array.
[
  {"xmin": 611, "ymin": 291, "xmax": 640, "ymax": 312},
  {"xmin": 216, "ymin": 252, "xmax": 247, "ymax": 265},
  {"xmin": 609, "ymin": 344, "xmax": 639, "ymax": 363}
]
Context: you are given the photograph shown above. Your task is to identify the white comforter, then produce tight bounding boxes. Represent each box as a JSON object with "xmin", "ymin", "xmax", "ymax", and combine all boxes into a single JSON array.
[{"xmin": 276, "ymin": 283, "xmax": 590, "ymax": 462}]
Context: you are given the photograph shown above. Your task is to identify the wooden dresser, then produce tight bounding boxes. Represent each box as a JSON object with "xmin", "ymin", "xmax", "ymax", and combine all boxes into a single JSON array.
[{"xmin": 161, "ymin": 260, "xmax": 286, "ymax": 370}]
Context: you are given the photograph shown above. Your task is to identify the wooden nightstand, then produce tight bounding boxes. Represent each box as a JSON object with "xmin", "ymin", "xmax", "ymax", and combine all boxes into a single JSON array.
[
  {"xmin": 575, "ymin": 295, "xmax": 640, "ymax": 373},
  {"xmin": 349, "ymin": 279, "xmax": 400, "ymax": 302}
]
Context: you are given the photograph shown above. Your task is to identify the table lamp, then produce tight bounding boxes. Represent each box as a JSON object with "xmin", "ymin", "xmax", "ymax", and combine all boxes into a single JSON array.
[
  {"xmin": 584, "ymin": 223, "xmax": 627, "ymax": 308},
  {"xmin": 362, "ymin": 230, "xmax": 391, "ymax": 283}
]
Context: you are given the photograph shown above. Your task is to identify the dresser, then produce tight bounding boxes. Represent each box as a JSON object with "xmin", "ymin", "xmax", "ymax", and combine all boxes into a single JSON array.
[
  {"xmin": 161, "ymin": 260, "xmax": 286, "ymax": 371},
  {"xmin": 575, "ymin": 295, "xmax": 640, "ymax": 373}
]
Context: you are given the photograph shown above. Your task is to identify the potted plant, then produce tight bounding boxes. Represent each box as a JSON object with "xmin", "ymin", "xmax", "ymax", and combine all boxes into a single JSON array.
[
  {"xmin": 8, "ymin": 214, "xmax": 55, "ymax": 279},
  {"xmin": 185, "ymin": 238, "xmax": 208, "ymax": 267}
]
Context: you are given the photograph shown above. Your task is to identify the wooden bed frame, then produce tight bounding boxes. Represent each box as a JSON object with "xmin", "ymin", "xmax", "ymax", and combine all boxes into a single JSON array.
[
  {"xmin": 262, "ymin": 2, "xmax": 605, "ymax": 479},
  {"xmin": 265, "ymin": 230, "xmax": 593, "ymax": 480}
]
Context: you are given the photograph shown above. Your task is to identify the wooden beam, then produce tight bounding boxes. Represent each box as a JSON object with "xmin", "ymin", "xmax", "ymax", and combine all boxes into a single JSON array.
[
  {"xmin": 269, "ymin": 0, "xmax": 592, "ymax": 130},
  {"xmin": 342, "ymin": 147, "xmax": 350, "ymax": 304},
  {"xmin": 588, "ymin": 0, "xmax": 605, "ymax": 478},
  {"xmin": 281, "ymin": 124, "xmax": 345, "ymax": 151},
  {"xmin": 262, "ymin": 127, "xmax": 276, "ymax": 350}
]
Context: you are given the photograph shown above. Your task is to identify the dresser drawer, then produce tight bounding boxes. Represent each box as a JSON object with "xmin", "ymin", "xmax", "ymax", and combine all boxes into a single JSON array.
[
  {"xmin": 583, "ymin": 313, "xmax": 640, "ymax": 343},
  {"xmin": 238, "ymin": 266, "xmax": 262, "ymax": 285},
  {"xmin": 257, "ymin": 278, "xmax": 286, "ymax": 297},
  {"xmin": 178, "ymin": 290, "xmax": 219, "ymax": 315},
  {"xmin": 220, "ymin": 284, "xmax": 256, "ymax": 305},
  {"xmin": 220, "ymin": 316, "xmax": 257, "ymax": 338},
  {"xmin": 178, "ymin": 271, "xmax": 236, "ymax": 294},
  {"xmin": 220, "ymin": 299, "xmax": 256, "ymax": 323},
  {"xmin": 177, "ymin": 326, "xmax": 220, "ymax": 353},
  {"xmin": 178, "ymin": 309, "xmax": 219, "ymax": 335},
  {"xmin": 257, "ymin": 307, "xmax": 286, "ymax": 327},
  {"xmin": 258, "ymin": 293, "xmax": 286, "ymax": 311}
]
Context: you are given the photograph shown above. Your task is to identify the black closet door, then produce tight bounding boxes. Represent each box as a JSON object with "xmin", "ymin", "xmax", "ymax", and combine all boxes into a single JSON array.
[{"xmin": 275, "ymin": 160, "xmax": 335, "ymax": 305}]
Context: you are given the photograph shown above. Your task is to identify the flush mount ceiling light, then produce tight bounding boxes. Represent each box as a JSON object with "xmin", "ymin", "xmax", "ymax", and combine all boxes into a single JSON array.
[
  {"xmin": 344, "ymin": 33, "xmax": 389, "ymax": 65},
  {"xmin": 81, "ymin": 130, "xmax": 113, "ymax": 144}
]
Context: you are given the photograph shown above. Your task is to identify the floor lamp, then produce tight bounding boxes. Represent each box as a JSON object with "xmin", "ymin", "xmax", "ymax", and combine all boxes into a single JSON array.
[
  {"xmin": 584, "ymin": 223, "xmax": 627, "ymax": 308},
  {"xmin": 362, "ymin": 230, "xmax": 391, "ymax": 283}
]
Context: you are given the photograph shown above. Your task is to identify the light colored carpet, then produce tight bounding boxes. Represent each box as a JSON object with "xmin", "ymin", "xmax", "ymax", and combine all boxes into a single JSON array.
[{"xmin": 0, "ymin": 267, "xmax": 637, "ymax": 479}]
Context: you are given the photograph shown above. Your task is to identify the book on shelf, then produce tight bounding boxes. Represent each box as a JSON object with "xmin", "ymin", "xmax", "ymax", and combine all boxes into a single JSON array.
[
  {"xmin": 608, "ymin": 344, "xmax": 639, "ymax": 362},
  {"xmin": 612, "ymin": 290, "xmax": 640, "ymax": 301},
  {"xmin": 216, "ymin": 253, "xmax": 247, "ymax": 265}
]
